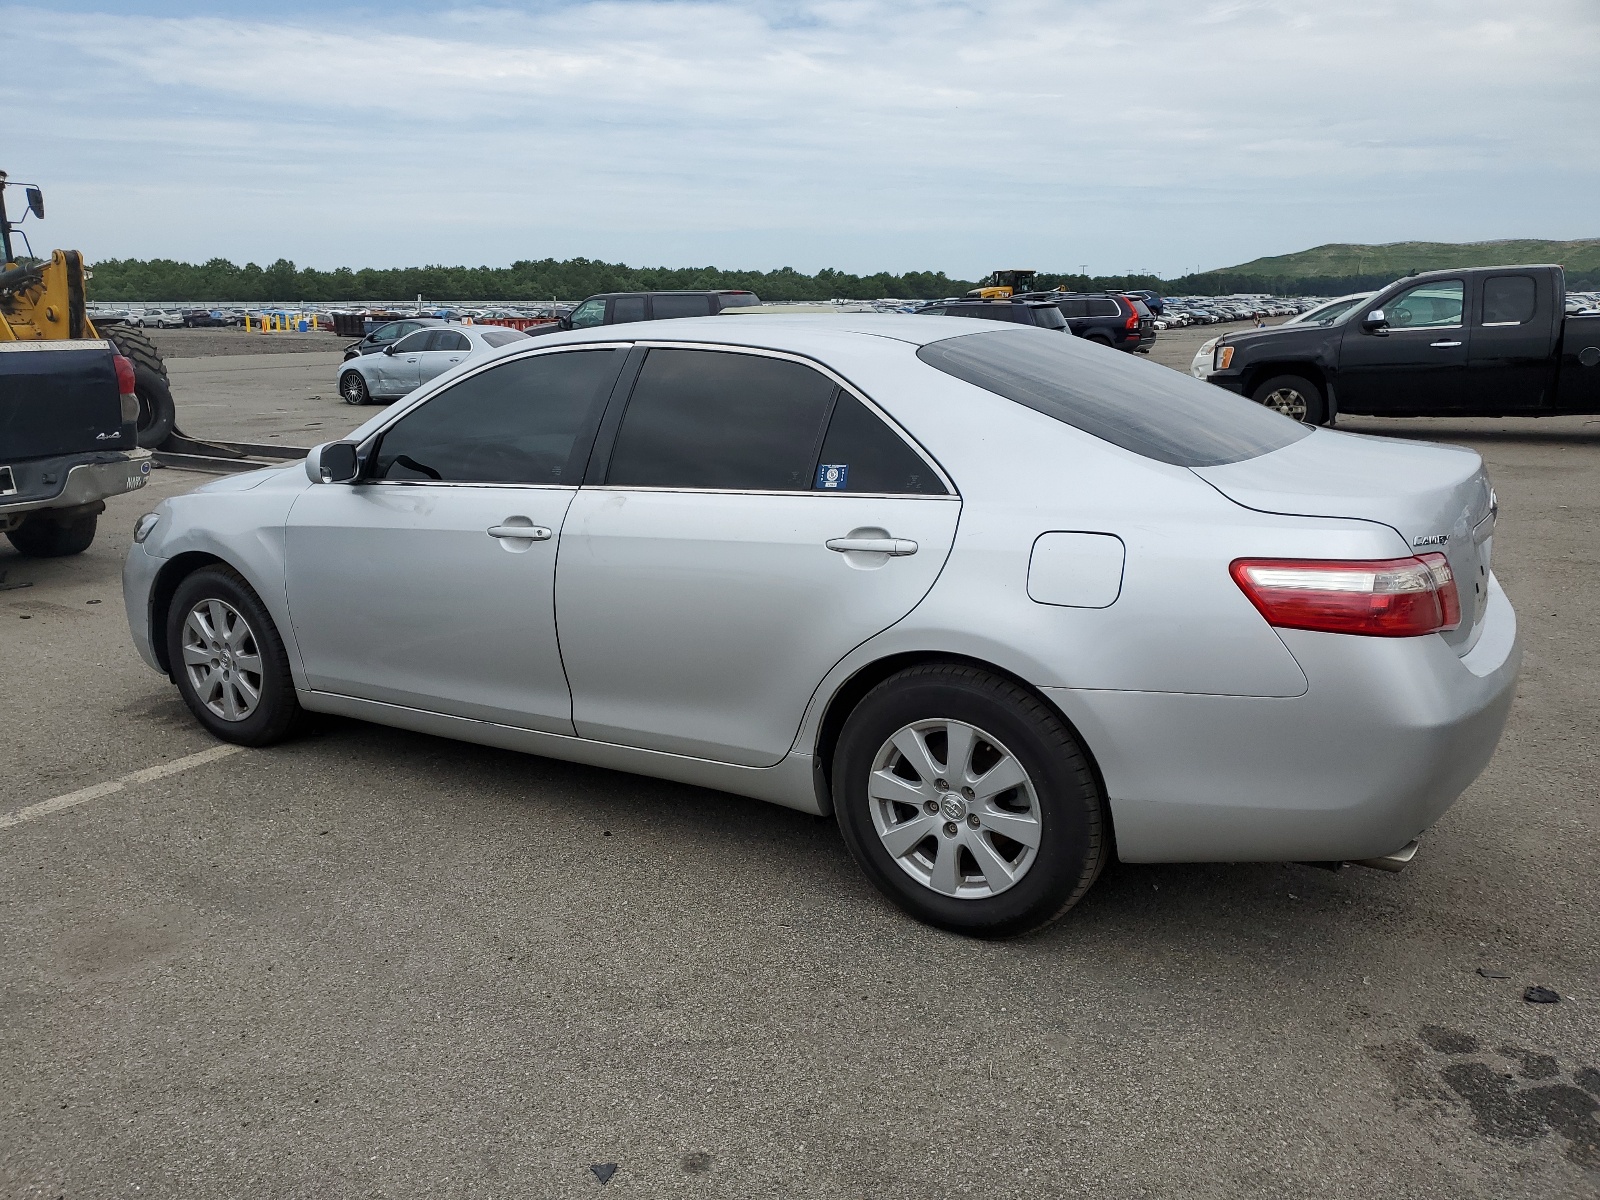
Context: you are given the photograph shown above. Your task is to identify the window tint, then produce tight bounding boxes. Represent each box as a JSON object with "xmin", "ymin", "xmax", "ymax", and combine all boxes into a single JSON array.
[
  {"xmin": 1030, "ymin": 307, "xmax": 1066, "ymax": 330},
  {"xmin": 435, "ymin": 330, "xmax": 471, "ymax": 352},
  {"xmin": 370, "ymin": 322, "xmax": 403, "ymax": 343},
  {"xmin": 1481, "ymin": 276, "xmax": 1536, "ymax": 326},
  {"xmin": 1383, "ymin": 280, "xmax": 1464, "ymax": 329},
  {"xmin": 612, "ymin": 296, "xmax": 648, "ymax": 324},
  {"xmin": 716, "ymin": 292, "xmax": 760, "ymax": 309},
  {"xmin": 651, "ymin": 294, "xmax": 713, "ymax": 320},
  {"xmin": 1087, "ymin": 298, "xmax": 1121, "ymax": 317},
  {"xmin": 480, "ymin": 328, "xmax": 529, "ymax": 348},
  {"xmin": 1056, "ymin": 298, "xmax": 1089, "ymax": 319},
  {"xmin": 917, "ymin": 328, "xmax": 1309, "ymax": 468},
  {"xmin": 815, "ymin": 393, "xmax": 948, "ymax": 495},
  {"xmin": 392, "ymin": 330, "xmax": 432, "ymax": 354},
  {"xmin": 372, "ymin": 349, "xmax": 623, "ymax": 484},
  {"xmin": 569, "ymin": 299, "xmax": 606, "ymax": 329},
  {"xmin": 607, "ymin": 349, "xmax": 835, "ymax": 490}
]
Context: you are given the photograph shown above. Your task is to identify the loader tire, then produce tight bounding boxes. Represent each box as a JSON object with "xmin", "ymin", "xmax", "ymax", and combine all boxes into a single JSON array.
[
  {"xmin": 130, "ymin": 366, "xmax": 176, "ymax": 448},
  {"xmin": 98, "ymin": 323, "xmax": 168, "ymax": 381}
]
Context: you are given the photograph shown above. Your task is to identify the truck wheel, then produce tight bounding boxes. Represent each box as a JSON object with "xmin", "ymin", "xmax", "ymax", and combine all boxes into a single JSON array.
[
  {"xmin": 6, "ymin": 513, "xmax": 98, "ymax": 557},
  {"xmin": 1251, "ymin": 374, "xmax": 1327, "ymax": 425},
  {"xmin": 166, "ymin": 565, "xmax": 304, "ymax": 746},
  {"xmin": 98, "ymin": 323, "xmax": 168, "ymax": 381}
]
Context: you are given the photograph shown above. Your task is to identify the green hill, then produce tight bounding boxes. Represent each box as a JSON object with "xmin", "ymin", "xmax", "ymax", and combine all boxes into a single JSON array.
[{"xmin": 1218, "ymin": 239, "xmax": 1600, "ymax": 280}]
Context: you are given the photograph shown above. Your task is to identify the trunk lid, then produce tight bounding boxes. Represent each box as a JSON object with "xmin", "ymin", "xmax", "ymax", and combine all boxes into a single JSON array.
[
  {"xmin": 1192, "ymin": 428, "xmax": 1495, "ymax": 653},
  {"xmin": 0, "ymin": 340, "xmax": 130, "ymax": 459}
]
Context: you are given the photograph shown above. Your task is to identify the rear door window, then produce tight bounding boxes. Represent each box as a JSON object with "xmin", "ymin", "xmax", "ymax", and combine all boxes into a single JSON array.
[
  {"xmin": 917, "ymin": 328, "xmax": 1308, "ymax": 467},
  {"xmin": 813, "ymin": 393, "xmax": 949, "ymax": 495},
  {"xmin": 612, "ymin": 296, "xmax": 648, "ymax": 324},
  {"xmin": 1056, "ymin": 298, "xmax": 1088, "ymax": 319},
  {"xmin": 435, "ymin": 330, "xmax": 471, "ymax": 352},
  {"xmin": 372, "ymin": 349, "xmax": 625, "ymax": 484},
  {"xmin": 1087, "ymin": 298, "xmax": 1121, "ymax": 318},
  {"xmin": 650, "ymin": 294, "xmax": 714, "ymax": 320},
  {"xmin": 1480, "ymin": 276, "xmax": 1537, "ymax": 327},
  {"xmin": 605, "ymin": 349, "xmax": 835, "ymax": 491}
]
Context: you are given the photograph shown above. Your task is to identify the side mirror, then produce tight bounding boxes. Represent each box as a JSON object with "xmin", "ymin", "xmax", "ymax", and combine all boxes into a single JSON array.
[
  {"xmin": 1362, "ymin": 308, "xmax": 1388, "ymax": 334},
  {"xmin": 558, "ymin": 316, "xmax": 573, "ymax": 331},
  {"xmin": 305, "ymin": 441, "xmax": 360, "ymax": 485},
  {"xmin": 382, "ymin": 343, "xmax": 397, "ymax": 355},
  {"xmin": 25, "ymin": 187, "xmax": 44, "ymax": 219}
]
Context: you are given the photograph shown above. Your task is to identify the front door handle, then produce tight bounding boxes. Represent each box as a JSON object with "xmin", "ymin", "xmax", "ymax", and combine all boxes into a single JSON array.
[
  {"xmin": 827, "ymin": 537, "xmax": 918, "ymax": 556},
  {"xmin": 488, "ymin": 524, "xmax": 552, "ymax": 540},
  {"xmin": 1430, "ymin": 340, "xmax": 1462, "ymax": 348}
]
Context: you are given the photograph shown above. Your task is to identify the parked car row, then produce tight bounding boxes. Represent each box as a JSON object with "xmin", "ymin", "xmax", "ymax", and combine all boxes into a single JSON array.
[{"xmin": 917, "ymin": 292, "xmax": 1157, "ymax": 353}]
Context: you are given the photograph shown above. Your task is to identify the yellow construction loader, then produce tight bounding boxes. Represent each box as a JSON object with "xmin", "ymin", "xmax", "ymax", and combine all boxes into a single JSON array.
[
  {"xmin": 1, "ymin": 169, "xmax": 175, "ymax": 446},
  {"xmin": 965, "ymin": 269, "xmax": 1039, "ymax": 300}
]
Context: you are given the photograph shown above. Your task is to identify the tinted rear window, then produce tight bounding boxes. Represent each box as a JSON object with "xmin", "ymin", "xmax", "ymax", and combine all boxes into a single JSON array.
[
  {"xmin": 651, "ymin": 294, "xmax": 714, "ymax": 319},
  {"xmin": 480, "ymin": 329, "xmax": 529, "ymax": 347},
  {"xmin": 916, "ymin": 328, "xmax": 1309, "ymax": 467}
]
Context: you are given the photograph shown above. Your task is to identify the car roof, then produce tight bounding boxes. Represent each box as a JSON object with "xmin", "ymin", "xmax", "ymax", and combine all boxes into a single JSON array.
[{"xmin": 489, "ymin": 313, "xmax": 1009, "ymax": 358}]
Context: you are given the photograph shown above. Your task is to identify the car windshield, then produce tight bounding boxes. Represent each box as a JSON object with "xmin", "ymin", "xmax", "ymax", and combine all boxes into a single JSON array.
[
  {"xmin": 917, "ymin": 328, "xmax": 1309, "ymax": 468},
  {"xmin": 1296, "ymin": 297, "xmax": 1368, "ymax": 326}
]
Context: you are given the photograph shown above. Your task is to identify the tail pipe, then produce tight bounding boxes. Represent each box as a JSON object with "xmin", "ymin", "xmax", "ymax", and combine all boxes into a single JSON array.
[{"xmin": 1351, "ymin": 838, "xmax": 1421, "ymax": 873}]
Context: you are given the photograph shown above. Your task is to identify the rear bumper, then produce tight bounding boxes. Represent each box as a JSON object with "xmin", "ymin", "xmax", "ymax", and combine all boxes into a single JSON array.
[
  {"xmin": 0, "ymin": 451, "xmax": 151, "ymax": 522},
  {"xmin": 1047, "ymin": 574, "xmax": 1521, "ymax": 863}
]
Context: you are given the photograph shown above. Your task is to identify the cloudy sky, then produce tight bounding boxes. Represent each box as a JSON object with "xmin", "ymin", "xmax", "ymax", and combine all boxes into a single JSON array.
[{"xmin": 6, "ymin": 0, "xmax": 1597, "ymax": 277}]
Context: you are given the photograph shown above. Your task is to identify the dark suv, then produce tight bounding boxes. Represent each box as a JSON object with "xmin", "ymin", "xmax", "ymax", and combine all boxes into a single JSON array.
[
  {"xmin": 561, "ymin": 290, "xmax": 760, "ymax": 330},
  {"xmin": 1029, "ymin": 293, "xmax": 1153, "ymax": 352},
  {"xmin": 915, "ymin": 298, "xmax": 1068, "ymax": 330}
]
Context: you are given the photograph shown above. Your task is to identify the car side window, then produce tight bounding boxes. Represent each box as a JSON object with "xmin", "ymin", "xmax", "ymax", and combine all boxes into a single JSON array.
[
  {"xmin": 1057, "ymin": 299, "xmax": 1088, "ymax": 319},
  {"xmin": 1384, "ymin": 280, "xmax": 1464, "ymax": 329},
  {"xmin": 814, "ymin": 393, "xmax": 949, "ymax": 495},
  {"xmin": 435, "ymin": 330, "xmax": 471, "ymax": 352},
  {"xmin": 569, "ymin": 299, "xmax": 607, "ymax": 329},
  {"xmin": 371, "ymin": 349, "xmax": 624, "ymax": 485},
  {"xmin": 1481, "ymin": 276, "xmax": 1536, "ymax": 327},
  {"xmin": 1087, "ymin": 298, "xmax": 1121, "ymax": 318},
  {"xmin": 605, "ymin": 349, "xmax": 836, "ymax": 491},
  {"xmin": 392, "ymin": 330, "xmax": 432, "ymax": 354},
  {"xmin": 612, "ymin": 296, "xmax": 648, "ymax": 324},
  {"xmin": 371, "ymin": 322, "xmax": 402, "ymax": 343},
  {"xmin": 650, "ymin": 294, "xmax": 713, "ymax": 320}
]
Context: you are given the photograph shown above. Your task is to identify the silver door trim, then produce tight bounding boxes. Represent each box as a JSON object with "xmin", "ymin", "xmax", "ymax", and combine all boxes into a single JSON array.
[{"xmin": 582, "ymin": 484, "xmax": 959, "ymax": 501}]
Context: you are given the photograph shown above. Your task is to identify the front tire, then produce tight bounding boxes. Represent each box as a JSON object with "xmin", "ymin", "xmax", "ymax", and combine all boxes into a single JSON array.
[
  {"xmin": 1251, "ymin": 374, "xmax": 1327, "ymax": 425},
  {"xmin": 166, "ymin": 565, "xmax": 303, "ymax": 746},
  {"xmin": 340, "ymin": 371, "xmax": 370, "ymax": 405},
  {"xmin": 6, "ymin": 513, "xmax": 97, "ymax": 557},
  {"xmin": 832, "ymin": 664, "xmax": 1107, "ymax": 937}
]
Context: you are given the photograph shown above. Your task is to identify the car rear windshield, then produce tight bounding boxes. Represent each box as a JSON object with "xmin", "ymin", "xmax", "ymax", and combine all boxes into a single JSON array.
[
  {"xmin": 480, "ymin": 329, "xmax": 529, "ymax": 347},
  {"xmin": 916, "ymin": 328, "xmax": 1309, "ymax": 467}
]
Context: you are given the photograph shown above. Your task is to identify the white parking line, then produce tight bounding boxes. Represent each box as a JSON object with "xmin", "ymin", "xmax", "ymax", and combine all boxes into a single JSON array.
[{"xmin": 0, "ymin": 744, "xmax": 245, "ymax": 830}]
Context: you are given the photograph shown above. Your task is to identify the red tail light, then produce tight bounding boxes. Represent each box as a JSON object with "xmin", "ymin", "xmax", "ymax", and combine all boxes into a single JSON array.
[
  {"xmin": 1230, "ymin": 555, "xmax": 1462, "ymax": 637},
  {"xmin": 1124, "ymin": 302, "xmax": 1139, "ymax": 331},
  {"xmin": 113, "ymin": 353, "xmax": 137, "ymax": 396}
]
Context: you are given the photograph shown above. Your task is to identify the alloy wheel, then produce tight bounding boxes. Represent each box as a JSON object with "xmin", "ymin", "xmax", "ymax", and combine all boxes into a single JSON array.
[
  {"xmin": 180, "ymin": 598, "xmax": 264, "ymax": 721},
  {"xmin": 1260, "ymin": 386, "xmax": 1308, "ymax": 421},
  {"xmin": 867, "ymin": 718, "xmax": 1042, "ymax": 899}
]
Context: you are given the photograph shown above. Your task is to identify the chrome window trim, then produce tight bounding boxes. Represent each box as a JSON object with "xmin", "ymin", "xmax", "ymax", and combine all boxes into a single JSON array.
[
  {"xmin": 624, "ymin": 339, "xmax": 959, "ymax": 498},
  {"xmin": 582, "ymin": 484, "xmax": 960, "ymax": 500},
  {"xmin": 360, "ymin": 480, "xmax": 579, "ymax": 492}
]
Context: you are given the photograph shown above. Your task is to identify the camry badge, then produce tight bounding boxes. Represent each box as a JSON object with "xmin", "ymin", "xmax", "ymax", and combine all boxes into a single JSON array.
[{"xmin": 1413, "ymin": 533, "xmax": 1448, "ymax": 547}]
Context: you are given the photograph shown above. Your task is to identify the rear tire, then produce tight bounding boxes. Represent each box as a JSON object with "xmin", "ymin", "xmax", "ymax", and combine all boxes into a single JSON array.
[
  {"xmin": 166, "ymin": 565, "xmax": 303, "ymax": 746},
  {"xmin": 6, "ymin": 513, "xmax": 97, "ymax": 557},
  {"xmin": 832, "ymin": 664, "xmax": 1107, "ymax": 937},
  {"xmin": 340, "ymin": 371, "xmax": 370, "ymax": 406},
  {"xmin": 1251, "ymin": 374, "xmax": 1327, "ymax": 425}
]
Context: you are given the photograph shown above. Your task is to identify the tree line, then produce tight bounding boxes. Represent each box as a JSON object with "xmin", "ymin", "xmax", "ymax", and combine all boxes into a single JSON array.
[{"xmin": 82, "ymin": 255, "xmax": 1599, "ymax": 304}]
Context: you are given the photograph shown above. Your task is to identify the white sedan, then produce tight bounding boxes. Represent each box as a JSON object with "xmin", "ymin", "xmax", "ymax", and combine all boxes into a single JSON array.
[{"xmin": 337, "ymin": 324, "xmax": 530, "ymax": 405}]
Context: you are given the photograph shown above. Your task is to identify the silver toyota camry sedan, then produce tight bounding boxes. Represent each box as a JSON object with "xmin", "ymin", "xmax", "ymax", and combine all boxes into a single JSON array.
[{"xmin": 124, "ymin": 317, "xmax": 1520, "ymax": 936}]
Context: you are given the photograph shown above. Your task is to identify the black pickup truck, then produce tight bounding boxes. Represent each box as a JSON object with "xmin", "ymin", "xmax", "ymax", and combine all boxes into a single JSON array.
[
  {"xmin": 1, "ymin": 340, "xmax": 150, "ymax": 556},
  {"xmin": 1201, "ymin": 265, "xmax": 1600, "ymax": 423}
]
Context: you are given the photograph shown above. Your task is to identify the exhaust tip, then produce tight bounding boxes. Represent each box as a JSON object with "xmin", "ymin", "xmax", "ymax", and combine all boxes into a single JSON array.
[{"xmin": 1351, "ymin": 838, "xmax": 1421, "ymax": 873}]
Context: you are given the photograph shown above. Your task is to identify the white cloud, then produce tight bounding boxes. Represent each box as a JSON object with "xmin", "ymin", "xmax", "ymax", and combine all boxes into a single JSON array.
[{"xmin": 4, "ymin": 0, "xmax": 1596, "ymax": 275}]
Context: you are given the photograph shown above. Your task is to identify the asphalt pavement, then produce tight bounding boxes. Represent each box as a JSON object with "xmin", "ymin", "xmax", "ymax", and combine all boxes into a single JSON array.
[{"xmin": 2, "ymin": 327, "xmax": 1597, "ymax": 1198}]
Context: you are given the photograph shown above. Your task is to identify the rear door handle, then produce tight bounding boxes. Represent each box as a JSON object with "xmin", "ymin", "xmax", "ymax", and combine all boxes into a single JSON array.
[
  {"xmin": 488, "ymin": 524, "xmax": 552, "ymax": 540},
  {"xmin": 1430, "ymin": 340, "xmax": 1462, "ymax": 348},
  {"xmin": 826, "ymin": 537, "xmax": 918, "ymax": 556}
]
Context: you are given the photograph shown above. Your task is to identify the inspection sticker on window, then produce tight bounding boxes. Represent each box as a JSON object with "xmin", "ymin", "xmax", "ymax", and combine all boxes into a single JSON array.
[{"xmin": 815, "ymin": 463, "xmax": 848, "ymax": 490}]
